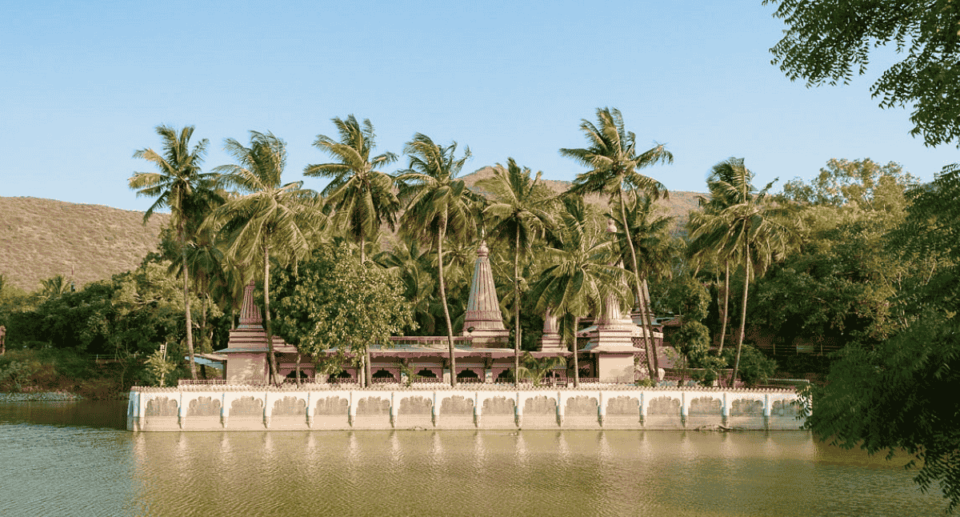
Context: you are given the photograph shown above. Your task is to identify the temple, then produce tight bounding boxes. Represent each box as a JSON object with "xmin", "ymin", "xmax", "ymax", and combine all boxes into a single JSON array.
[{"xmin": 215, "ymin": 237, "xmax": 663, "ymax": 385}]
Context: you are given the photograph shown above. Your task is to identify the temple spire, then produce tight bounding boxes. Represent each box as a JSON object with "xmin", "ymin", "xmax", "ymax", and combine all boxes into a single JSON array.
[
  {"xmin": 462, "ymin": 240, "xmax": 509, "ymax": 346},
  {"xmin": 238, "ymin": 280, "xmax": 262, "ymax": 329}
]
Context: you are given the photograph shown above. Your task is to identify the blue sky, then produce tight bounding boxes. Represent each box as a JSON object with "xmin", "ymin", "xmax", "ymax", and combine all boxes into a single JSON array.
[{"xmin": 2, "ymin": 1, "xmax": 957, "ymax": 213}]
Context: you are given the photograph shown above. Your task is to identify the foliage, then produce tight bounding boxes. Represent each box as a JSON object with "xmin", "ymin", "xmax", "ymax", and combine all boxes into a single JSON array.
[
  {"xmin": 478, "ymin": 158, "xmax": 556, "ymax": 384},
  {"xmin": 144, "ymin": 348, "xmax": 176, "ymax": 387},
  {"xmin": 517, "ymin": 352, "xmax": 566, "ymax": 387},
  {"xmin": 396, "ymin": 133, "xmax": 482, "ymax": 386},
  {"xmin": 766, "ymin": 0, "xmax": 960, "ymax": 147},
  {"xmin": 0, "ymin": 360, "xmax": 39, "ymax": 392},
  {"xmin": 803, "ymin": 313, "xmax": 960, "ymax": 511},
  {"xmin": 805, "ymin": 163, "xmax": 960, "ymax": 511},
  {"xmin": 721, "ymin": 345, "xmax": 776, "ymax": 387},
  {"xmin": 689, "ymin": 157, "xmax": 792, "ymax": 385},
  {"xmin": 273, "ymin": 242, "xmax": 416, "ymax": 360},
  {"xmin": 305, "ymin": 115, "xmax": 400, "ymax": 262}
]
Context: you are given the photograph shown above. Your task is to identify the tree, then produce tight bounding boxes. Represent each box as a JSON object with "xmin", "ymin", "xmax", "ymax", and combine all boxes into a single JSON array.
[
  {"xmin": 396, "ymin": 133, "xmax": 482, "ymax": 387},
  {"xmin": 477, "ymin": 158, "xmax": 556, "ymax": 386},
  {"xmin": 766, "ymin": 0, "xmax": 960, "ymax": 148},
  {"xmin": 206, "ymin": 131, "xmax": 323, "ymax": 384},
  {"xmin": 529, "ymin": 196, "xmax": 626, "ymax": 387},
  {"xmin": 517, "ymin": 352, "xmax": 566, "ymax": 387},
  {"xmin": 561, "ymin": 107, "xmax": 672, "ymax": 380},
  {"xmin": 38, "ymin": 274, "xmax": 71, "ymax": 300},
  {"xmin": 804, "ymin": 164, "xmax": 960, "ymax": 511},
  {"xmin": 273, "ymin": 242, "xmax": 416, "ymax": 386},
  {"xmin": 689, "ymin": 158, "xmax": 792, "ymax": 386},
  {"xmin": 374, "ymin": 238, "xmax": 438, "ymax": 335},
  {"xmin": 304, "ymin": 115, "xmax": 400, "ymax": 264},
  {"xmin": 610, "ymin": 194, "xmax": 677, "ymax": 373},
  {"xmin": 129, "ymin": 125, "xmax": 216, "ymax": 379}
]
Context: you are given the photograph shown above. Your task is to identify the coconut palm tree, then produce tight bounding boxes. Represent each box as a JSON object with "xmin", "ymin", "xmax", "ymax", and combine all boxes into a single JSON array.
[
  {"xmin": 560, "ymin": 107, "xmax": 672, "ymax": 376},
  {"xmin": 689, "ymin": 158, "xmax": 792, "ymax": 386},
  {"xmin": 396, "ymin": 133, "xmax": 482, "ymax": 387},
  {"xmin": 610, "ymin": 194, "xmax": 676, "ymax": 373},
  {"xmin": 477, "ymin": 158, "xmax": 556, "ymax": 386},
  {"xmin": 38, "ymin": 274, "xmax": 71, "ymax": 300},
  {"xmin": 529, "ymin": 196, "xmax": 627, "ymax": 387},
  {"xmin": 688, "ymin": 163, "xmax": 752, "ymax": 358},
  {"xmin": 206, "ymin": 131, "xmax": 324, "ymax": 384},
  {"xmin": 130, "ymin": 125, "xmax": 217, "ymax": 379},
  {"xmin": 304, "ymin": 115, "xmax": 400, "ymax": 264},
  {"xmin": 374, "ymin": 237, "xmax": 438, "ymax": 335}
]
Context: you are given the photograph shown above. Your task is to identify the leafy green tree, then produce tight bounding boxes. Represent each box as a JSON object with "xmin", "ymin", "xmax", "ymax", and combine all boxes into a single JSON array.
[
  {"xmin": 272, "ymin": 242, "xmax": 416, "ymax": 386},
  {"xmin": 805, "ymin": 164, "xmax": 960, "ymax": 511},
  {"xmin": 561, "ymin": 107, "xmax": 672, "ymax": 376},
  {"xmin": 129, "ymin": 125, "xmax": 216, "ymax": 379},
  {"xmin": 529, "ymin": 196, "xmax": 627, "ymax": 387},
  {"xmin": 207, "ymin": 131, "xmax": 324, "ymax": 384},
  {"xmin": 689, "ymin": 158, "xmax": 792, "ymax": 386},
  {"xmin": 305, "ymin": 115, "xmax": 400, "ymax": 264},
  {"xmin": 766, "ymin": 0, "xmax": 960, "ymax": 148},
  {"xmin": 478, "ymin": 158, "xmax": 556, "ymax": 386},
  {"xmin": 397, "ymin": 133, "xmax": 482, "ymax": 387},
  {"xmin": 780, "ymin": 159, "xmax": 917, "ymax": 211}
]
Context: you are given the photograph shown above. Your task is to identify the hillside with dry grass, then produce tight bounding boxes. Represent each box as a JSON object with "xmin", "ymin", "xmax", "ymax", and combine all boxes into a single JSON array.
[
  {"xmin": 0, "ymin": 197, "xmax": 167, "ymax": 291},
  {"xmin": 462, "ymin": 167, "xmax": 703, "ymax": 232}
]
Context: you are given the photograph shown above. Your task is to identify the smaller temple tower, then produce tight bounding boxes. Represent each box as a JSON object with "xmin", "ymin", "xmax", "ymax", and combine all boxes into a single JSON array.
[
  {"xmin": 462, "ymin": 241, "xmax": 510, "ymax": 346},
  {"xmin": 219, "ymin": 281, "xmax": 285, "ymax": 383},
  {"xmin": 538, "ymin": 308, "xmax": 564, "ymax": 352}
]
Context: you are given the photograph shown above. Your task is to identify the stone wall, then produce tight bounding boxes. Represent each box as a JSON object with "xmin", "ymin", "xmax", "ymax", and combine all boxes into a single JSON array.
[{"xmin": 128, "ymin": 385, "xmax": 807, "ymax": 432}]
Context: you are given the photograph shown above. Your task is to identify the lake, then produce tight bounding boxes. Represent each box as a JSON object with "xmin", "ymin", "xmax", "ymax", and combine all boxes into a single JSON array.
[{"xmin": 0, "ymin": 400, "xmax": 945, "ymax": 516}]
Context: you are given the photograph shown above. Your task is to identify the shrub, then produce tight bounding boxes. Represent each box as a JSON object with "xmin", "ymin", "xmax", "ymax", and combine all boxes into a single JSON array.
[{"xmin": 723, "ymin": 345, "xmax": 777, "ymax": 386}]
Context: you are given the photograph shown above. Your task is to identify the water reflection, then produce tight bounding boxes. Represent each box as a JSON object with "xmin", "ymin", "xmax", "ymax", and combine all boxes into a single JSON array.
[{"xmin": 0, "ymin": 402, "xmax": 947, "ymax": 516}]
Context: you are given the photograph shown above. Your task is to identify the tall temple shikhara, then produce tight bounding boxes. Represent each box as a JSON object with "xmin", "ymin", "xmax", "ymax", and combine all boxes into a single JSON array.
[{"xmin": 215, "ymin": 239, "xmax": 663, "ymax": 385}]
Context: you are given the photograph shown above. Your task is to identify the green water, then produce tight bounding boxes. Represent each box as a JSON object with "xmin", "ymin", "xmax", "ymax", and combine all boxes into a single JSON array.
[{"xmin": 0, "ymin": 401, "xmax": 945, "ymax": 516}]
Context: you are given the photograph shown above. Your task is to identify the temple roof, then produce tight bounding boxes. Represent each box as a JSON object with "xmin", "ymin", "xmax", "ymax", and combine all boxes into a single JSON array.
[{"xmin": 462, "ymin": 241, "xmax": 507, "ymax": 333}]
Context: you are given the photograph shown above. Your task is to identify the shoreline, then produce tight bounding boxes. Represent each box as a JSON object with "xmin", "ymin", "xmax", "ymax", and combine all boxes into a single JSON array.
[{"xmin": 0, "ymin": 391, "xmax": 85, "ymax": 402}]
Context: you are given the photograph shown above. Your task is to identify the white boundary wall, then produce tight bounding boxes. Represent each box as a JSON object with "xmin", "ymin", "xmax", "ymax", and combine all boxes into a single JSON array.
[{"xmin": 128, "ymin": 384, "xmax": 808, "ymax": 432}]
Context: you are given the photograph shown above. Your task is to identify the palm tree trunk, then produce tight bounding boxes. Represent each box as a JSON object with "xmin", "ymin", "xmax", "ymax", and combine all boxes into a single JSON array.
[
  {"xmin": 618, "ymin": 190, "xmax": 655, "ymax": 376},
  {"xmin": 181, "ymin": 236, "xmax": 198, "ymax": 380},
  {"xmin": 263, "ymin": 242, "xmax": 280, "ymax": 385},
  {"xmin": 359, "ymin": 235, "xmax": 366, "ymax": 264},
  {"xmin": 296, "ymin": 352, "xmax": 302, "ymax": 387},
  {"xmin": 514, "ymin": 227, "xmax": 521, "ymax": 388},
  {"xmin": 572, "ymin": 315, "xmax": 580, "ymax": 388},
  {"xmin": 718, "ymin": 260, "xmax": 730, "ymax": 356},
  {"xmin": 640, "ymin": 276, "xmax": 659, "ymax": 374},
  {"xmin": 730, "ymin": 251, "xmax": 751, "ymax": 387},
  {"xmin": 364, "ymin": 347, "xmax": 372, "ymax": 387},
  {"xmin": 437, "ymin": 217, "xmax": 457, "ymax": 387}
]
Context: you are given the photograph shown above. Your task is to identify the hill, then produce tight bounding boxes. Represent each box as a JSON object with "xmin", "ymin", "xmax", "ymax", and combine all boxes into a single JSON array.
[
  {"xmin": 461, "ymin": 167, "xmax": 703, "ymax": 232},
  {"xmin": 0, "ymin": 197, "xmax": 167, "ymax": 291}
]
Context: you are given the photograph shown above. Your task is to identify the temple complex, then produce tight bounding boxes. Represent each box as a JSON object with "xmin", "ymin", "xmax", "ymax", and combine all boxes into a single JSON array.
[{"xmin": 215, "ymin": 238, "xmax": 663, "ymax": 385}]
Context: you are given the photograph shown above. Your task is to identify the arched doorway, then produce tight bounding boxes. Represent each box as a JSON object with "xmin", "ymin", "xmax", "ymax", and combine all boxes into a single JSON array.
[
  {"xmin": 372, "ymin": 368, "xmax": 397, "ymax": 383},
  {"xmin": 495, "ymin": 369, "xmax": 515, "ymax": 384},
  {"xmin": 416, "ymin": 368, "xmax": 439, "ymax": 382},
  {"xmin": 286, "ymin": 370, "xmax": 310, "ymax": 382},
  {"xmin": 457, "ymin": 369, "xmax": 481, "ymax": 383}
]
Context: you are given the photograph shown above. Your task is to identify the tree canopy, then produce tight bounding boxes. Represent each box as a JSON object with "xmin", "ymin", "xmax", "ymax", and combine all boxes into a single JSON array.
[{"xmin": 766, "ymin": 0, "xmax": 960, "ymax": 147}]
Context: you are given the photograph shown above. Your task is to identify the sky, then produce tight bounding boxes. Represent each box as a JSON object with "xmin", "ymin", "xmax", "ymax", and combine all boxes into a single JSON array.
[{"xmin": 2, "ymin": 1, "xmax": 957, "ymax": 213}]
